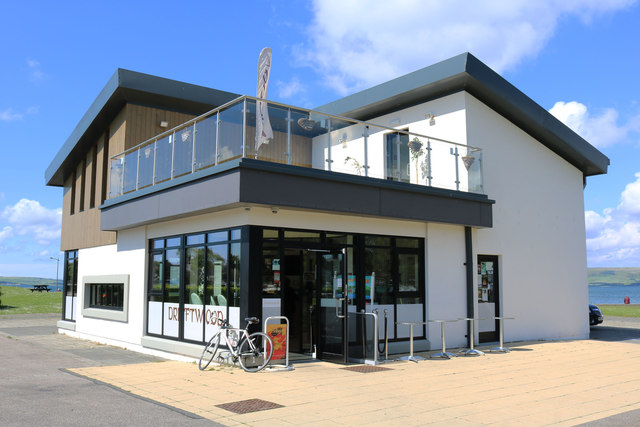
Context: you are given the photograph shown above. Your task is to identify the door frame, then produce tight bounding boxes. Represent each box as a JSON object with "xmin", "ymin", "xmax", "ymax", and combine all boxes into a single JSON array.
[
  {"xmin": 478, "ymin": 255, "xmax": 500, "ymax": 343},
  {"xmin": 315, "ymin": 247, "xmax": 349, "ymax": 363}
]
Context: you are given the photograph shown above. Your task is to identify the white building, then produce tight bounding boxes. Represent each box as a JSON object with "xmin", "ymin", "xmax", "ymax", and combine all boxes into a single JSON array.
[{"xmin": 46, "ymin": 53, "xmax": 608, "ymax": 362}]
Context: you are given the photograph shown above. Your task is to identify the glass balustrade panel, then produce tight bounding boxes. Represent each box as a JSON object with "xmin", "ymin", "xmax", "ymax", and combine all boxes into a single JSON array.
[
  {"xmin": 109, "ymin": 157, "xmax": 124, "ymax": 198},
  {"xmin": 289, "ymin": 108, "xmax": 317, "ymax": 168},
  {"xmin": 194, "ymin": 114, "xmax": 217, "ymax": 171},
  {"xmin": 173, "ymin": 125, "xmax": 194, "ymax": 178},
  {"xmin": 218, "ymin": 100, "xmax": 244, "ymax": 164},
  {"xmin": 307, "ymin": 113, "xmax": 331, "ymax": 171},
  {"xmin": 247, "ymin": 100, "xmax": 290, "ymax": 164},
  {"xmin": 122, "ymin": 150, "xmax": 138, "ymax": 194},
  {"xmin": 329, "ymin": 120, "xmax": 367, "ymax": 178},
  {"xmin": 138, "ymin": 142, "xmax": 155, "ymax": 189},
  {"xmin": 155, "ymin": 134, "xmax": 173, "ymax": 183}
]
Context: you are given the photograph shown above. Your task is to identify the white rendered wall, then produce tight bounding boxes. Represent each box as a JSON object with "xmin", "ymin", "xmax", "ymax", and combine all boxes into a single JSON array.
[
  {"xmin": 465, "ymin": 93, "xmax": 589, "ymax": 341},
  {"xmin": 425, "ymin": 223, "xmax": 468, "ymax": 349},
  {"xmin": 74, "ymin": 226, "xmax": 147, "ymax": 345}
]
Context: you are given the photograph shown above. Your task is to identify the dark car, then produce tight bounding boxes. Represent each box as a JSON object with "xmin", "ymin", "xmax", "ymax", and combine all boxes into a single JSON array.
[{"xmin": 589, "ymin": 304, "xmax": 603, "ymax": 326}]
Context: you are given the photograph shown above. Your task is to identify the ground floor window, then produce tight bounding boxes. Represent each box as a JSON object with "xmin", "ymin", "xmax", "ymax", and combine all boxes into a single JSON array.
[
  {"xmin": 89, "ymin": 283, "xmax": 124, "ymax": 310},
  {"xmin": 147, "ymin": 227, "xmax": 242, "ymax": 343},
  {"xmin": 62, "ymin": 250, "xmax": 78, "ymax": 321}
]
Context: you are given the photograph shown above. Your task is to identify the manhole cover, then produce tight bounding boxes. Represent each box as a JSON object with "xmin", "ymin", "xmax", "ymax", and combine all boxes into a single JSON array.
[
  {"xmin": 216, "ymin": 398, "xmax": 284, "ymax": 414},
  {"xmin": 341, "ymin": 365, "xmax": 392, "ymax": 373}
]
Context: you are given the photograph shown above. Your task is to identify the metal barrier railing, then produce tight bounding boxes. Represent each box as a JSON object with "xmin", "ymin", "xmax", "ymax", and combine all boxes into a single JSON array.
[{"xmin": 349, "ymin": 310, "xmax": 380, "ymax": 365}]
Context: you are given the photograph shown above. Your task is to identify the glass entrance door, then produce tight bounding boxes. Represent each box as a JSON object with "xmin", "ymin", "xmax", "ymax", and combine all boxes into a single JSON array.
[
  {"xmin": 478, "ymin": 255, "xmax": 500, "ymax": 343},
  {"xmin": 317, "ymin": 249, "xmax": 347, "ymax": 362}
]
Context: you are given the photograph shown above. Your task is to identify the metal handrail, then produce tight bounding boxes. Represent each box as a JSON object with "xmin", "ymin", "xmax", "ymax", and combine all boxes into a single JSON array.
[{"xmin": 110, "ymin": 95, "xmax": 481, "ymax": 160}]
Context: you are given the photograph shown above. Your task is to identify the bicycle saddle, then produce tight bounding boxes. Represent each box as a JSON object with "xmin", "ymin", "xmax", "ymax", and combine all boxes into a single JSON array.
[{"xmin": 245, "ymin": 317, "xmax": 259, "ymax": 324}]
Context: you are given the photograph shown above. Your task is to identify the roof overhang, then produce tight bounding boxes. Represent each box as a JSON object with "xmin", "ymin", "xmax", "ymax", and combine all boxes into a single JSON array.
[
  {"xmin": 45, "ymin": 69, "xmax": 240, "ymax": 187},
  {"xmin": 316, "ymin": 53, "xmax": 609, "ymax": 177}
]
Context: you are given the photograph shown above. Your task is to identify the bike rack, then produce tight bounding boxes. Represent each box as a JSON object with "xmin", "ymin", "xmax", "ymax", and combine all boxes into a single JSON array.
[{"xmin": 264, "ymin": 316, "xmax": 294, "ymax": 371}]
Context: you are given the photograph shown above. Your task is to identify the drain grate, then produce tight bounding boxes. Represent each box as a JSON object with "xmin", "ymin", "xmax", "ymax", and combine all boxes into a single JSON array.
[
  {"xmin": 216, "ymin": 398, "xmax": 284, "ymax": 414},
  {"xmin": 341, "ymin": 365, "xmax": 392, "ymax": 373}
]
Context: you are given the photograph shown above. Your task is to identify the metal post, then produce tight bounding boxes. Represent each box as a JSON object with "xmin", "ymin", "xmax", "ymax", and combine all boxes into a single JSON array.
[
  {"xmin": 152, "ymin": 139, "xmax": 157, "ymax": 185},
  {"xmin": 363, "ymin": 126, "xmax": 369, "ymax": 177},
  {"xmin": 215, "ymin": 113, "xmax": 220, "ymax": 165},
  {"xmin": 489, "ymin": 317, "xmax": 512, "ymax": 353},
  {"xmin": 426, "ymin": 139, "xmax": 432, "ymax": 186},
  {"xmin": 396, "ymin": 322, "xmax": 425, "ymax": 362},
  {"xmin": 170, "ymin": 131, "xmax": 176, "ymax": 179},
  {"xmin": 430, "ymin": 320, "xmax": 458, "ymax": 359},
  {"xmin": 191, "ymin": 123, "xmax": 196, "ymax": 173},
  {"xmin": 384, "ymin": 309, "xmax": 389, "ymax": 361},
  {"xmin": 135, "ymin": 149, "xmax": 141, "ymax": 191},
  {"xmin": 454, "ymin": 146, "xmax": 460, "ymax": 191},
  {"xmin": 460, "ymin": 318, "xmax": 484, "ymax": 356},
  {"xmin": 286, "ymin": 108, "xmax": 291, "ymax": 165},
  {"xmin": 326, "ymin": 119, "xmax": 332, "ymax": 171}
]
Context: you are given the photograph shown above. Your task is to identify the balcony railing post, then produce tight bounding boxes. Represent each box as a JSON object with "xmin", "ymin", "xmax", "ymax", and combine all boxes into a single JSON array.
[
  {"xmin": 454, "ymin": 146, "xmax": 460, "ymax": 191},
  {"xmin": 363, "ymin": 126, "xmax": 369, "ymax": 177},
  {"xmin": 326, "ymin": 118, "xmax": 332, "ymax": 171},
  {"xmin": 286, "ymin": 107, "xmax": 291, "ymax": 165},
  {"xmin": 215, "ymin": 112, "xmax": 220, "ymax": 166},
  {"xmin": 170, "ymin": 131, "xmax": 176, "ymax": 180},
  {"xmin": 191, "ymin": 123, "xmax": 196, "ymax": 173},
  {"xmin": 242, "ymin": 98, "xmax": 247, "ymax": 159},
  {"xmin": 426, "ymin": 139, "xmax": 432, "ymax": 187},
  {"xmin": 136, "ymin": 148, "xmax": 141, "ymax": 191},
  {"xmin": 120, "ymin": 156, "xmax": 125, "ymax": 196},
  {"xmin": 152, "ymin": 139, "xmax": 157, "ymax": 185}
]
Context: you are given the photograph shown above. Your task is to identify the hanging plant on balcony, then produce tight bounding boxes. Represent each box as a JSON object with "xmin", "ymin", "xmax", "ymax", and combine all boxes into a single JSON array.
[
  {"xmin": 344, "ymin": 156, "xmax": 364, "ymax": 176},
  {"xmin": 408, "ymin": 137, "xmax": 424, "ymax": 182}
]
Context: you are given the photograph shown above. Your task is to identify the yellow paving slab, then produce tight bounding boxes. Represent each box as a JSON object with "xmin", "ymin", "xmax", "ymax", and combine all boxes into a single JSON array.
[{"xmin": 70, "ymin": 339, "xmax": 640, "ymax": 426}]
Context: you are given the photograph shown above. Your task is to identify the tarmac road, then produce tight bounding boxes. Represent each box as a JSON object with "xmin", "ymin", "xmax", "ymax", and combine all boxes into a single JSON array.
[{"xmin": 0, "ymin": 314, "xmax": 219, "ymax": 426}]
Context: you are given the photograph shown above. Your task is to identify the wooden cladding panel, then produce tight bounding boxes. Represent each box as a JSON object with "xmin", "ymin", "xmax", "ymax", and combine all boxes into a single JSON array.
[{"xmin": 125, "ymin": 104, "xmax": 196, "ymax": 150}]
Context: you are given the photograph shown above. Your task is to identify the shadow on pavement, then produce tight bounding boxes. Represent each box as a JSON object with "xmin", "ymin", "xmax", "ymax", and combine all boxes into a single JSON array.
[{"xmin": 590, "ymin": 325, "xmax": 640, "ymax": 342}]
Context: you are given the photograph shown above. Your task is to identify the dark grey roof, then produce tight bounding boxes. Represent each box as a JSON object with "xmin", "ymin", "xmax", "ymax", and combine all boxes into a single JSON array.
[
  {"xmin": 316, "ymin": 52, "xmax": 609, "ymax": 177},
  {"xmin": 45, "ymin": 69, "xmax": 240, "ymax": 187}
]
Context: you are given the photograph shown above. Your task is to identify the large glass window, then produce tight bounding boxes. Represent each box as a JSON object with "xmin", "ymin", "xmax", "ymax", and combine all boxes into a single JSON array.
[
  {"xmin": 147, "ymin": 228, "xmax": 242, "ymax": 343},
  {"xmin": 63, "ymin": 250, "xmax": 78, "ymax": 321}
]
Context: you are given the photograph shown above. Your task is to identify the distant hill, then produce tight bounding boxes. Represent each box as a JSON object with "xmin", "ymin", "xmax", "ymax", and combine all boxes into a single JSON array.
[
  {"xmin": 588, "ymin": 268, "xmax": 640, "ymax": 286},
  {"xmin": 0, "ymin": 276, "xmax": 62, "ymax": 288}
]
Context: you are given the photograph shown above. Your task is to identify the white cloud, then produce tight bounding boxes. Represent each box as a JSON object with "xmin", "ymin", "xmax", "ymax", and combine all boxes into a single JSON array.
[
  {"xmin": 0, "ymin": 226, "xmax": 13, "ymax": 243},
  {"xmin": 0, "ymin": 108, "xmax": 23, "ymax": 122},
  {"xmin": 299, "ymin": 0, "xmax": 634, "ymax": 95},
  {"xmin": 277, "ymin": 77, "xmax": 305, "ymax": 99},
  {"xmin": 27, "ymin": 58, "xmax": 45, "ymax": 83},
  {"xmin": 0, "ymin": 106, "xmax": 39, "ymax": 122},
  {"xmin": 1, "ymin": 199, "xmax": 61, "ymax": 245},
  {"xmin": 586, "ymin": 172, "xmax": 640, "ymax": 266},
  {"xmin": 549, "ymin": 101, "xmax": 639, "ymax": 148}
]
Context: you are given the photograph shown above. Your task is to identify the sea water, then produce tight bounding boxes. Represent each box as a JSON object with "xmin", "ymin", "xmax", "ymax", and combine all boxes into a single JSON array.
[{"xmin": 589, "ymin": 284, "xmax": 640, "ymax": 305}]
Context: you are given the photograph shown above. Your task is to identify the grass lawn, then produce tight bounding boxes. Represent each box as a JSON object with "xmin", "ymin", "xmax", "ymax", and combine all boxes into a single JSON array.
[
  {"xmin": 599, "ymin": 304, "xmax": 640, "ymax": 318},
  {"xmin": 0, "ymin": 285, "xmax": 62, "ymax": 315}
]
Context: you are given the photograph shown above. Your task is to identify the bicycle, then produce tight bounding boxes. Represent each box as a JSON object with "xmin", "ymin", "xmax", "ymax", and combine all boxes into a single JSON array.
[{"xmin": 198, "ymin": 317, "xmax": 273, "ymax": 372}]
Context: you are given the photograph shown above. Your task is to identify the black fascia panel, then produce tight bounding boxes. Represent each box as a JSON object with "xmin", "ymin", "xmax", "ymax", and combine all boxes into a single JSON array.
[
  {"xmin": 45, "ymin": 69, "xmax": 240, "ymax": 187},
  {"xmin": 99, "ymin": 159, "xmax": 493, "ymax": 231}
]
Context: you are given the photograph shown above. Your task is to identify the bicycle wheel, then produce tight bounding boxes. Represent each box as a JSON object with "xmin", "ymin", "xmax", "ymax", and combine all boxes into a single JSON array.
[
  {"xmin": 238, "ymin": 332, "xmax": 273, "ymax": 372},
  {"xmin": 199, "ymin": 331, "xmax": 221, "ymax": 370}
]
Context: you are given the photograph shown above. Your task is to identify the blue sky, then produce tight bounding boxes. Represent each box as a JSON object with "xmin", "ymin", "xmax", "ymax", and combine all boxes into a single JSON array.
[{"xmin": 1, "ymin": 0, "xmax": 639, "ymax": 278}]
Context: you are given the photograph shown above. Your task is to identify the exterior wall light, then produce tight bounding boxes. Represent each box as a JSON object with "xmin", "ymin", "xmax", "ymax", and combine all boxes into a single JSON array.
[
  {"xmin": 426, "ymin": 113, "xmax": 436, "ymax": 126},
  {"xmin": 159, "ymin": 120, "xmax": 169, "ymax": 128}
]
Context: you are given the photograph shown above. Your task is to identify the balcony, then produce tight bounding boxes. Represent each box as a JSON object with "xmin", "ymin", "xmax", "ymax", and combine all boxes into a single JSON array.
[{"xmin": 108, "ymin": 96, "xmax": 484, "ymax": 200}]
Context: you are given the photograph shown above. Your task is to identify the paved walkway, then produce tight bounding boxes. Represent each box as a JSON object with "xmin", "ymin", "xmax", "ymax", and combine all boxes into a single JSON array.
[{"xmin": 2, "ymin": 313, "xmax": 640, "ymax": 426}]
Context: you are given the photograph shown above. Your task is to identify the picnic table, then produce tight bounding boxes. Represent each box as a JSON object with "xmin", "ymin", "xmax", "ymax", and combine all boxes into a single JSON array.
[{"xmin": 30, "ymin": 285, "xmax": 50, "ymax": 293}]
